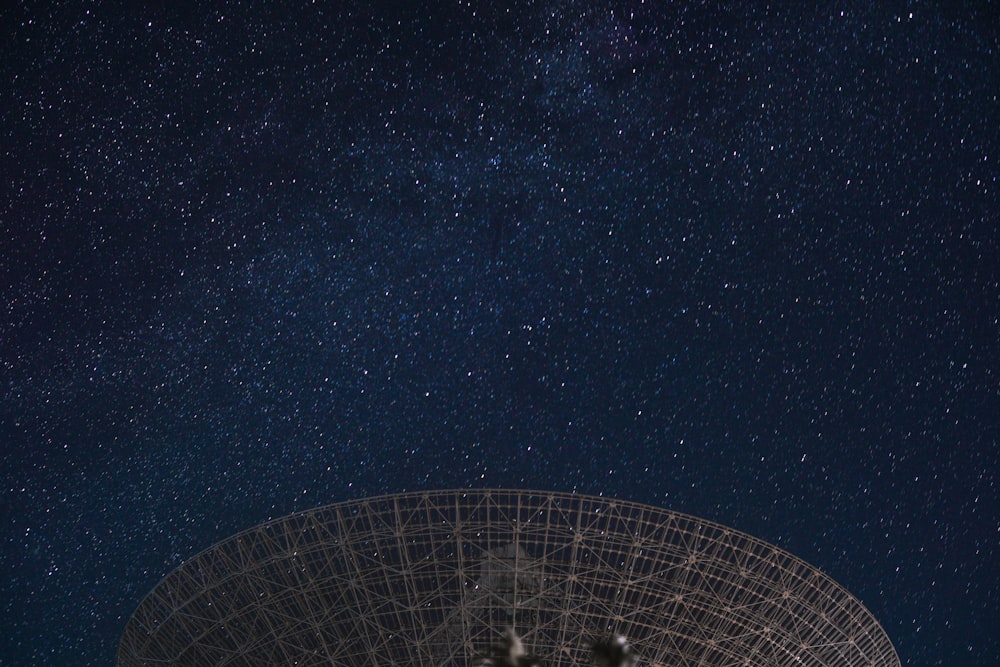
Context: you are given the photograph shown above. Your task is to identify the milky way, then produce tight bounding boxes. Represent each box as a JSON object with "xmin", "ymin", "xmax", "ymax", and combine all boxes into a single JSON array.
[{"xmin": 2, "ymin": 3, "xmax": 997, "ymax": 665}]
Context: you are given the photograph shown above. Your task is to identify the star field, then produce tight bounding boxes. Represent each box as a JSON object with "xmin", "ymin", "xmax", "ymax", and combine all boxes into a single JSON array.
[{"xmin": 2, "ymin": 2, "xmax": 998, "ymax": 665}]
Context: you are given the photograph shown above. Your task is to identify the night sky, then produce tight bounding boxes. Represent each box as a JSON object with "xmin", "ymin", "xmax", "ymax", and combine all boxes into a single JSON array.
[{"xmin": 2, "ymin": 2, "xmax": 998, "ymax": 665}]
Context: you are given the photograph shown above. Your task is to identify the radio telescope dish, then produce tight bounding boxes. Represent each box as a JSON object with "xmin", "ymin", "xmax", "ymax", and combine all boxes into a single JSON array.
[{"xmin": 118, "ymin": 489, "xmax": 899, "ymax": 666}]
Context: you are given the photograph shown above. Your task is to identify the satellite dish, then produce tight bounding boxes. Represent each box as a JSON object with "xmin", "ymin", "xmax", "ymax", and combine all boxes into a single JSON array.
[{"xmin": 119, "ymin": 489, "xmax": 899, "ymax": 666}]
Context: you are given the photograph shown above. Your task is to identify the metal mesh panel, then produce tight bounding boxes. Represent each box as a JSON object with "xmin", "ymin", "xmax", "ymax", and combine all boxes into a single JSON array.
[{"xmin": 118, "ymin": 489, "xmax": 899, "ymax": 667}]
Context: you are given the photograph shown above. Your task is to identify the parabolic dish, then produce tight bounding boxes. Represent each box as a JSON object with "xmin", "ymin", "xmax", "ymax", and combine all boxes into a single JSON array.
[{"xmin": 118, "ymin": 488, "xmax": 899, "ymax": 666}]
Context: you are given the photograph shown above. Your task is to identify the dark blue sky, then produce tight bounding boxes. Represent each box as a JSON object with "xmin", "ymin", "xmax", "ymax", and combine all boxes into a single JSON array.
[{"xmin": 2, "ymin": 2, "xmax": 997, "ymax": 665}]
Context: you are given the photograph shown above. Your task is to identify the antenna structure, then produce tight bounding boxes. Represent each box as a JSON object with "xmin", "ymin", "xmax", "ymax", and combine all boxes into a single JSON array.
[{"xmin": 118, "ymin": 489, "xmax": 899, "ymax": 666}]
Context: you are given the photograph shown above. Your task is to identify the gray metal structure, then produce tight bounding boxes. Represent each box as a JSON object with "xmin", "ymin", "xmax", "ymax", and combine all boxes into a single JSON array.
[{"xmin": 118, "ymin": 489, "xmax": 899, "ymax": 666}]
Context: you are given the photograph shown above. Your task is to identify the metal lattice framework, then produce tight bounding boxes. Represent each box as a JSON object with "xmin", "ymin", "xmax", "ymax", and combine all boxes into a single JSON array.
[{"xmin": 118, "ymin": 489, "xmax": 899, "ymax": 666}]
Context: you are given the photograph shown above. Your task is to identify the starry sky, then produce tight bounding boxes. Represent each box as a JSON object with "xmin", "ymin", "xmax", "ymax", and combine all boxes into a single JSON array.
[{"xmin": 2, "ymin": 1, "xmax": 998, "ymax": 665}]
